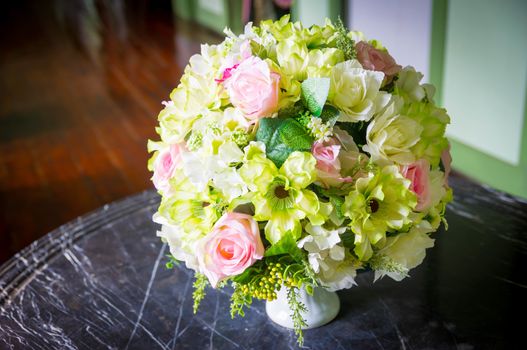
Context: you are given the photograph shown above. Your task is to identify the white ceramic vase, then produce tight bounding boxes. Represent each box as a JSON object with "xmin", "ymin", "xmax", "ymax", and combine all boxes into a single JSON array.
[{"xmin": 265, "ymin": 286, "xmax": 340, "ymax": 329}]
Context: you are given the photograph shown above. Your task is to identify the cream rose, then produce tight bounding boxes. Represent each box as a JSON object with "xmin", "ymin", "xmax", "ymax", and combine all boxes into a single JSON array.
[
  {"xmin": 375, "ymin": 221, "xmax": 435, "ymax": 281},
  {"xmin": 328, "ymin": 60, "xmax": 389, "ymax": 122},
  {"xmin": 363, "ymin": 96, "xmax": 423, "ymax": 165}
]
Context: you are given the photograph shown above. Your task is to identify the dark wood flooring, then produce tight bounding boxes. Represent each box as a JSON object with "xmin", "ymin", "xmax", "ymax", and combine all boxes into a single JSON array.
[{"xmin": 0, "ymin": 0, "xmax": 221, "ymax": 263}]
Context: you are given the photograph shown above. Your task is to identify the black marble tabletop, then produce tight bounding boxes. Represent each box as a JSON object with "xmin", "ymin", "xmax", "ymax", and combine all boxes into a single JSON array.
[{"xmin": 1, "ymin": 175, "xmax": 526, "ymax": 349}]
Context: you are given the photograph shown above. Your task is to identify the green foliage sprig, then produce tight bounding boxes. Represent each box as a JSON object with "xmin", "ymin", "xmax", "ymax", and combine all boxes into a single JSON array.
[
  {"xmin": 192, "ymin": 273, "xmax": 209, "ymax": 313},
  {"xmin": 287, "ymin": 287, "xmax": 308, "ymax": 346},
  {"xmin": 335, "ymin": 18, "xmax": 356, "ymax": 60},
  {"xmin": 230, "ymin": 283, "xmax": 253, "ymax": 318},
  {"xmin": 165, "ymin": 254, "xmax": 181, "ymax": 269},
  {"xmin": 294, "ymin": 110, "xmax": 312, "ymax": 129}
]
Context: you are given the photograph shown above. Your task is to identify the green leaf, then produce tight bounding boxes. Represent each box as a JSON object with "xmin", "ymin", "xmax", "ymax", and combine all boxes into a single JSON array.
[
  {"xmin": 311, "ymin": 185, "xmax": 348, "ymax": 220},
  {"xmin": 319, "ymin": 105, "xmax": 340, "ymax": 127},
  {"xmin": 340, "ymin": 230, "xmax": 355, "ymax": 248},
  {"xmin": 232, "ymin": 260, "xmax": 263, "ymax": 284},
  {"xmin": 328, "ymin": 194, "xmax": 345, "ymax": 220},
  {"xmin": 264, "ymin": 230, "xmax": 305, "ymax": 262},
  {"xmin": 301, "ymin": 77, "xmax": 330, "ymax": 117},
  {"xmin": 256, "ymin": 118, "xmax": 314, "ymax": 168},
  {"xmin": 277, "ymin": 101, "xmax": 305, "ymax": 119},
  {"xmin": 279, "ymin": 119, "xmax": 314, "ymax": 150},
  {"xmin": 231, "ymin": 268, "xmax": 255, "ymax": 284}
]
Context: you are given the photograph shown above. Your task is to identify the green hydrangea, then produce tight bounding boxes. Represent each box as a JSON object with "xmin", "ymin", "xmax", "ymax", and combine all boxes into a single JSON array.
[
  {"xmin": 157, "ymin": 169, "xmax": 224, "ymax": 235},
  {"xmin": 403, "ymin": 101, "xmax": 450, "ymax": 167}
]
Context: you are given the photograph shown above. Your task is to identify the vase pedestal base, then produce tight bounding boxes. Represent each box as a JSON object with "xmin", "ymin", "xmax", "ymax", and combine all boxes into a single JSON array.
[{"xmin": 265, "ymin": 286, "xmax": 340, "ymax": 330}]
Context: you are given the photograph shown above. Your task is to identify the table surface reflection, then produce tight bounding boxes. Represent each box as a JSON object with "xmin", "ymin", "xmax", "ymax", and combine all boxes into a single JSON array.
[{"xmin": 1, "ymin": 175, "xmax": 526, "ymax": 349}]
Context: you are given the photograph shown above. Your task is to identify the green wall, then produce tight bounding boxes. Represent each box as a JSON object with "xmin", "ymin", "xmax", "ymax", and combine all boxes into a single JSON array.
[
  {"xmin": 282, "ymin": 0, "xmax": 527, "ymax": 198},
  {"xmin": 432, "ymin": 0, "xmax": 527, "ymax": 198},
  {"xmin": 291, "ymin": 0, "xmax": 341, "ymax": 25}
]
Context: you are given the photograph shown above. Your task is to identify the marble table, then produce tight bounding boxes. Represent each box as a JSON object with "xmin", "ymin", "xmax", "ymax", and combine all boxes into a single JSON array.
[{"xmin": 1, "ymin": 175, "xmax": 526, "ymax": 349}]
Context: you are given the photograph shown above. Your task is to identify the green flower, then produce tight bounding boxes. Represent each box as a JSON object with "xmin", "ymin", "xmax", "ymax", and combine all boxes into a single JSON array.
[
  {"xmin": 394, "ymin": 66, "xmax": 429, "ymax": 102},
  {"xmin": 259, "ymin": 15, "xmax": 339, "ymax": 49},
  {"xmin": 306, "ymin": 48, "xmax": 345, "ymax": 78},
  {"xmin": 240, "ymin": 151, "xmax": 328, "ymax": 243},
  {"xmin": 157, "ymin": 59, "xmax": 224, "ymax": 144},
  {"xmin": 266, "ymin": 60, "xmax": 302, "ymax": 110},
  {"xmin": 157, "ymin": 169, "xmax": 223, "ymax": 235},
  {"xmin": 259, "ymin": 15, "xmax": 298, "ymax": 42},
  {"xmin": 276, "ymin": 39, "xmax": 309, "ymax": 81},
  {"xmin": 343, "ymin": 165, "xmax": 416, "ymax": 261}
]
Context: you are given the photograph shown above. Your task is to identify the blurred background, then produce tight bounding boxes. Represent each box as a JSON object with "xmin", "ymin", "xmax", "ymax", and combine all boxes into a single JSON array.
[{"xmin": 1, "ymin": 0, "xmax": 526, "ymax": 264}]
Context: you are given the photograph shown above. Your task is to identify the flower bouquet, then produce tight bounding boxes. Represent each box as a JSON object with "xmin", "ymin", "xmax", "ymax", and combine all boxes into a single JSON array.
[{"xmin": 148, "ymin": 16, "xmax": 452, "ymax": 344}]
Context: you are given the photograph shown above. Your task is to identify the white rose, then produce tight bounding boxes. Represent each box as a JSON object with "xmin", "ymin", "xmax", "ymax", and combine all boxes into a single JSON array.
[
  {"xmin": 363, "ymin": 96, "xmax": 423, "ymax": 165},
  {"xmin": 328, "ymin": 60, "xmax": 390, "ymax": 122},
  {"xmin": 375, "ymin": 221, "xmax": 435, "ymax": 281},
  {"xmin": 395, "ymin": 66, "xmax": 429, "ymax": 102}
]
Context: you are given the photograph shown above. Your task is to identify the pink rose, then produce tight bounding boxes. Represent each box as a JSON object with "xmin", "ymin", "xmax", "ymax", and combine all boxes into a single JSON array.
[
  {"xmin": 401, "ymin": 159, "xmax": 431, "ymax": 211},
  {"xmin": 197, "ymin": 212, "xmax": 264, "ymax": 287},
  {"xmin": 356, "ymin": 41, "xmax": 401, "ymax": 82},
  {"xmin": 312, "ymin": 128, "xmax": 367, "ymax": 188},
  {"xmin": 312, "ymin": 140, "xmax": 348, "ymax": 188},
  {"xmin": 152, "ymin": 143, "xmax": 185, "ymax": 193},
  {"xmin": 312, "ymin": 139, "xmax": 342, "ymax": 175},
  {"xmin": 312, "ymin": 139, "xmax": 355, "ymax": 188},
  {"xmin": 223, "ymin": 56, "xmax": 280, "ymax": 121},
  {"xmin": 441, "ymin": 143, "xmax": 452, "ymax": 188}
]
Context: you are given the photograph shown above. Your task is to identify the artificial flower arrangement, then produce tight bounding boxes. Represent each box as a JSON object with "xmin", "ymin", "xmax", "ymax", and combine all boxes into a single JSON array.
[{"xmin": 148, "ymin": 16, "xmax": 452, "ymax": 344}]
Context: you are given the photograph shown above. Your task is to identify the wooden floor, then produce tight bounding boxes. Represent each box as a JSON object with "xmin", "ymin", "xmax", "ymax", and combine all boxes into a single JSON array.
[{"xmin": 0, "ymin": 0, "xmax": 221, "ymax": 263}]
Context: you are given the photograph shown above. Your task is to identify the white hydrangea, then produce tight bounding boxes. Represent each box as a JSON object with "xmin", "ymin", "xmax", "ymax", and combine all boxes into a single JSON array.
[
  {"xmin": 154, "ymin": 214, "xmax": 202, "ymax": 272},
  {"xmin": 181, "ymin": 140, "xmax": 247, "ymax": 202},
  {"xmin": 298, "ymin": 223, "xmax": 358, "ymax": 291},
  {"xmin": 315, "ymin": 259, "xmax": 359, "ymax": 292}
]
